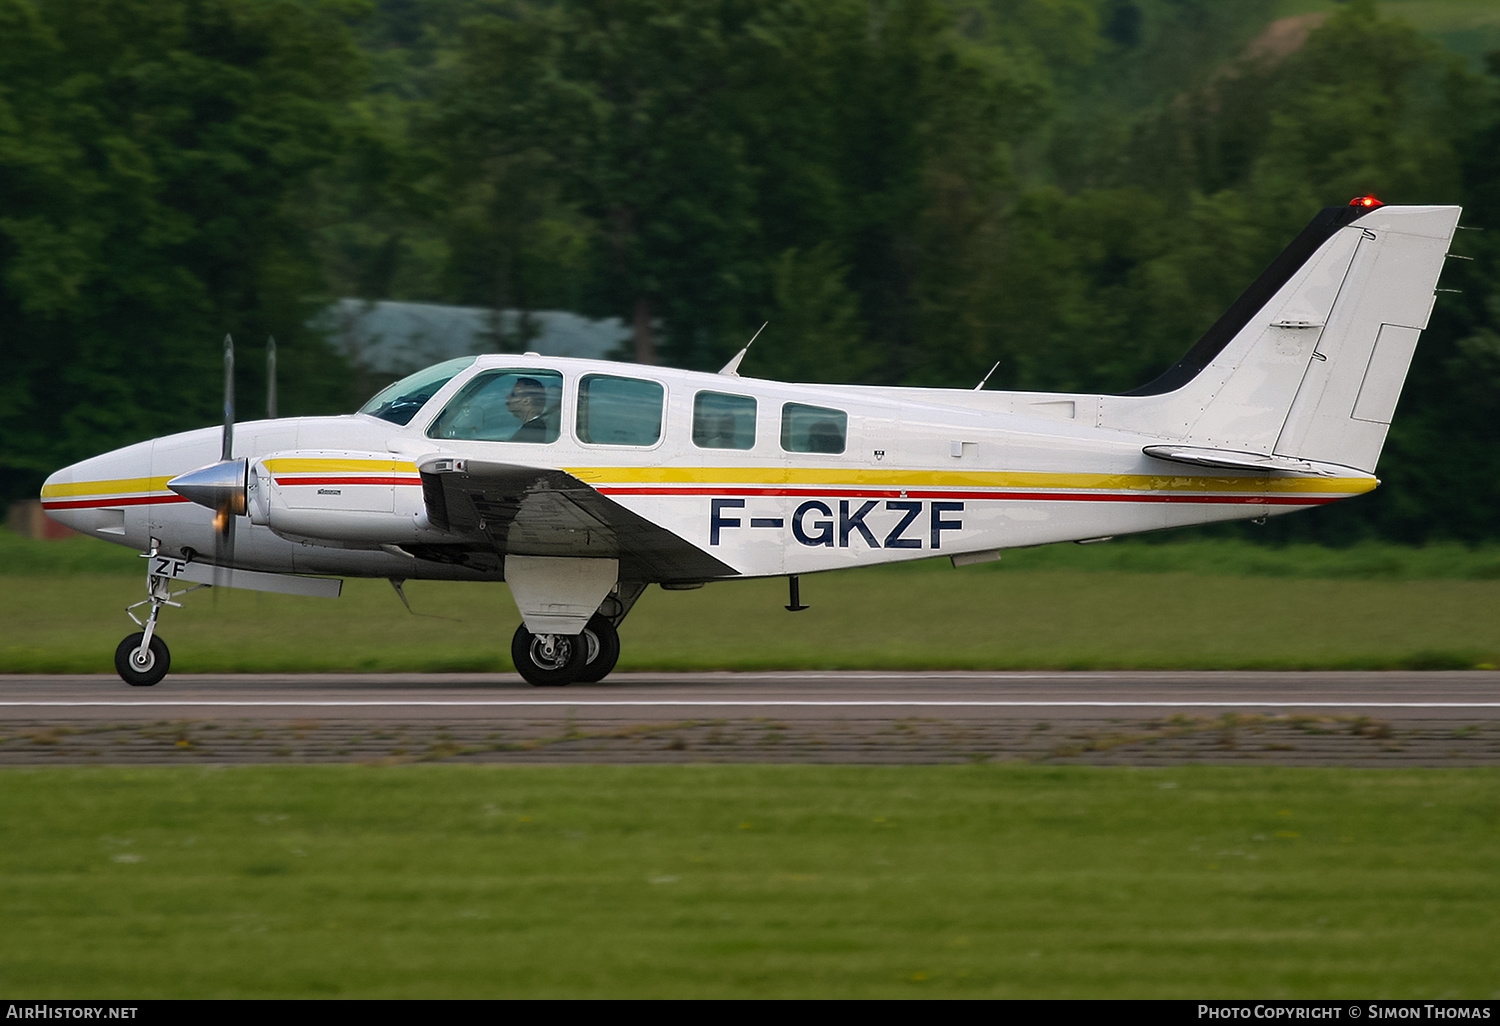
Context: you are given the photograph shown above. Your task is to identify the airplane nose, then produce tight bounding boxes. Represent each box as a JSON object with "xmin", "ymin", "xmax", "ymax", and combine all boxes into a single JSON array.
[
  {"xmin": 38, "ymin": 438, "xmax": 161, "ymax": 545},
  {"xmin": 39, "ymin": 461, "xmax": 128, "ymax": 539},
  {"xmin": 39, "ymin": 463, "xmax": 83, "ymax": 530}
]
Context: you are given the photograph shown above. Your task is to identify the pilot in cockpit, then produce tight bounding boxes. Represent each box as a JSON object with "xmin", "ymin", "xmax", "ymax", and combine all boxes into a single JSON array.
[{"xmin": 505, "ymin": 377, "xmax": 553, "ymax": 442}]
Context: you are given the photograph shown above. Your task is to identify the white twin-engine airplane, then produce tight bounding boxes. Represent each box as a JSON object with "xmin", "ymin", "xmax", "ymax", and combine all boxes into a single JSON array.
[{"xmin": 42, "ymin": 199, "xmax": 1461, "ymax": 686}]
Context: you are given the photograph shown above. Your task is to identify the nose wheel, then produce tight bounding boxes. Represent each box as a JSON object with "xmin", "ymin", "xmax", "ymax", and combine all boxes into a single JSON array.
[{"xmin": 115, "ymin": 632, "xmax": 170, "ymax": 687}]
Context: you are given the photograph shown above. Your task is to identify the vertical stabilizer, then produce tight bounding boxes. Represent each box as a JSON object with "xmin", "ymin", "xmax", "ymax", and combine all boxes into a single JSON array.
[
  {"xmin": 1097, "ymin": 203, "xmax": 1460, "ymax": 474},
  {"xmin": 1272, "ymin": 205, "xmax": 1459, "ymax": 472}
]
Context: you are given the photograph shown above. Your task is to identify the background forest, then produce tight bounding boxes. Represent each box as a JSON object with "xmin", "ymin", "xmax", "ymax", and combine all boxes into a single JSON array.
[{"xmin": 3, "ymin": 0, "xmax": 1499, "ymax": 543}]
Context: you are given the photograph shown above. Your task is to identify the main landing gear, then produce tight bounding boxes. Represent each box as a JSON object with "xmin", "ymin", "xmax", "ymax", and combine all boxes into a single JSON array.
[
  {"xmin": 509, "ymin": 585, "xmax": 638, "ymax": 687},
  {"xmin": 115, "ymin": 542, "xmax": 205, "ymax": 687}
]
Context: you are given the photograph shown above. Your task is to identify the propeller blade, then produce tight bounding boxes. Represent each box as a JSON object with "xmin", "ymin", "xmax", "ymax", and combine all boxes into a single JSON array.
[
  {"xmin": 219, "ymin": 334, "xmax": 238, "ymax": 590},
  {"xmin": 214, "ymin": 497, "xmax": 236, "ymax": 587},
  {"xmin": 266, "ymin": 336, "xmax": 277, "ymax": 419},
  {"xmin": 222, "ymin": 334, "xmax": 235, "ymax": 462}
]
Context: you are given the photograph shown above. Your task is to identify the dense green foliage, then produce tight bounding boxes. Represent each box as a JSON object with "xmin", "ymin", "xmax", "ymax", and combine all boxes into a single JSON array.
[
  {"xmin": 0, "ymin": 0, "xmax": 364, "ymax": 496},
  {"xmin": 4, "ymin": 0, "xmax": 1499, "ymax": 540}
]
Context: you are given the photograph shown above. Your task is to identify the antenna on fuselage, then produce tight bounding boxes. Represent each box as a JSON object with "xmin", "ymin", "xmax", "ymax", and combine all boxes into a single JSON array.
[
  {"xmin": 973, "ymin": 359, "xmax": 1003, "ymax": 391},
  {"xmin": 718, "ymin": 321, "xmax": 768, "ymax": 377},
  {"xmin": 266, "ymin": 336, "xmax": 278, "ymax": 419}
]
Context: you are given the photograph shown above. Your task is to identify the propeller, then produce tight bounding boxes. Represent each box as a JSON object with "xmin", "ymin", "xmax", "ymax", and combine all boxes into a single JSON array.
[
  {"xmin": 266, "ymin": 335, "xmax": 277, "ymax": 419},
  {"xmin": 167, "ymin": 335, "xmax": 246, "ymax": 585}
]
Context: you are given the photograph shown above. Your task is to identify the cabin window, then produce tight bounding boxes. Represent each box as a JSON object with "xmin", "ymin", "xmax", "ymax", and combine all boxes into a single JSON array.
[
  {"xmin": 359, "ymin": 357, "xmax": 476, "ymax": 426},
  {"xmin": 780, "ymin": 403, "xmax": 847, "ymax": 454},
  {"xmin": 425, "ymin": 369, "xmax": 563, "ymax": 442},
  {"xmin": 577, "ymin": 374, "xmax": 665, "ymax": 446},
  {"xmin": 692, "ymin": 391, "xmax": 756, "ymax": 450}
]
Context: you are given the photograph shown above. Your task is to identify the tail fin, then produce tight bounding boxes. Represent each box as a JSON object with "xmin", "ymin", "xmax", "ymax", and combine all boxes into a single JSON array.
[{"xmin": 1099, "ymin": 202, "xmax": 1461, "ymax": 474}]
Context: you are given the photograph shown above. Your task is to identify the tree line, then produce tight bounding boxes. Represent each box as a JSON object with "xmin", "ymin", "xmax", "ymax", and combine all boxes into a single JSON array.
[{"xmin": 3, "ymin": 0, "xmax": 1498, "ymax": 542}]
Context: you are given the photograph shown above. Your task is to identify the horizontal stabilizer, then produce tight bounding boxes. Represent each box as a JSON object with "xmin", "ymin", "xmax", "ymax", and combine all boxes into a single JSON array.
[{"xmin": 1143, "ymin": 445, "xmax": 1352, "ymax": 477}]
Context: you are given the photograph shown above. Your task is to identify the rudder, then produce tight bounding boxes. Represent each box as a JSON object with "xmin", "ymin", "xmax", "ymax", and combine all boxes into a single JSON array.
[{"xmin": 1096, "ymin": 202, "xmax": 1461, "ymax": 474}]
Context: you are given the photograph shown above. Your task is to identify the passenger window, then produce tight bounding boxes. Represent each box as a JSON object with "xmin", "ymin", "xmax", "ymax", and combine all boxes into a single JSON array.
[
  {"xmin": 692, "ymin": 391, "xmax": 756, "ymax": 450},
  {"xmin": 781, "ymin": 403, "xmax": 847, "ymax": 454},
  {"xmin": 426, "ymin": 369, "xmax": 563, "ymax": 443},
  {"xmin": 577, "ymin": 374, "xmax": 665, "ymax": 446}
]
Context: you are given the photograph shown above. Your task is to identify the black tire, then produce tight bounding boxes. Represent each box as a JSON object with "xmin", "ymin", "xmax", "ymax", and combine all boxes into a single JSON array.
[
  {"xmin": 115, "ymin": 632, "xmax": 170, "ymax": 687},
  {"xmin": 511, "ymin": 624, "xmax": 587, "ymax": 686},
  {"xmin": 576, "ymin": 615, "xmax": 621, "ymax": 684}
]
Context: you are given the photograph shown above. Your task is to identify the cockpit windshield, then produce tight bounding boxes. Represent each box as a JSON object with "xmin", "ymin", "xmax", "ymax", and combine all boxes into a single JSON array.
[{"xmin": 357, "ymin": 357, "xmax": 476, "ymax": 426}]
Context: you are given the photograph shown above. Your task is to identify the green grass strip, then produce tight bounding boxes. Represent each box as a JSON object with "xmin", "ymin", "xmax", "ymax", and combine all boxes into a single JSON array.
[
  {"xmin": 10, "ymin": 526, "xmax": 1500, "ymax": 580},
  {"xmin": 0, "ymin": 764, "xmax": 1495, "ymax": 998},
  {"xmin": 5, "ymin": 568, "xmax": 1498, "ymax": 672},
  {"xmin": 7, "ymin": 529, "xmax": 1500, "ymax": 671}
]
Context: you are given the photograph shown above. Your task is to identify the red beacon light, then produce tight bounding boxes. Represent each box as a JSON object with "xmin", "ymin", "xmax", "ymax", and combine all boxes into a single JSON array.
[{"xmin": 1349, "ymin": 195, "xmax": 1383, "ymax": 208}]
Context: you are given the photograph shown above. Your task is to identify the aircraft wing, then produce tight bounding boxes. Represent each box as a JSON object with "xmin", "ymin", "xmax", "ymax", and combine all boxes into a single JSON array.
[{"xmin": 416, "ymin": 457, "xmax": 735, "ymax": 583}]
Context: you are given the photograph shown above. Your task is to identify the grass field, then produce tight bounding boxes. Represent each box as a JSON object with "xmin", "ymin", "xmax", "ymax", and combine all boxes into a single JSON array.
[
  {"xmin": 0, "ymin": 764, "xmax": 1494, "ymax": 999},
  {"xmin": 3, "ymin": 529, "xmax": 1499, "ymax": 672}
]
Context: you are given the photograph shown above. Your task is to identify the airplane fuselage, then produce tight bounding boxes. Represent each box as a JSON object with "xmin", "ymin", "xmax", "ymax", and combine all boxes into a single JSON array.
[{"xmin": 42, "ymin": 355, "xmax": 1373, "ymax": 581}]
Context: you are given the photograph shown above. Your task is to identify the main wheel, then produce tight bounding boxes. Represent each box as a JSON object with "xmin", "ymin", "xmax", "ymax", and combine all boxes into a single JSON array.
[
  {"xmin": 511, "ymin": 624, "xmax": 587, "ymax": 686},
  {"xmin": 115, "ymin": 632, "xmax": 170, "ymax": 687},
  {"xmin": 576, "ymin": 615, "xmax": 621, "ymax": 684}
]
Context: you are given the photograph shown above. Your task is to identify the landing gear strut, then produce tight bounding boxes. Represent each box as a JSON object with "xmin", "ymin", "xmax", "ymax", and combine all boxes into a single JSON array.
[{"xmin": 116, "ymin": 541, "xmax": 204, "ymax": 687}]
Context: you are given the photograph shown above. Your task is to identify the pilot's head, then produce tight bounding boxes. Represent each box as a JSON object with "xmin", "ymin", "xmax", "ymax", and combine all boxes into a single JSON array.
[{"xmin": 506, "ymin": 377, "xmax": 547, "ymax": 422}]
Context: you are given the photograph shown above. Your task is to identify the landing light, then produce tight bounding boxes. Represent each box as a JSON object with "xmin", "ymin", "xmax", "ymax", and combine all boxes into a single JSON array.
[{"xmin": 1349, "ymin": 195, "xmax": 1383, "ymax": 208}]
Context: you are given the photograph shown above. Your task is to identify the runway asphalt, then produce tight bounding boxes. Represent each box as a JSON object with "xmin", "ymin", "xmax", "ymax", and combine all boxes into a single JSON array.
[
  {"xmin": 2, "ymin": 671, "xmax": 1498, "ymax": 766},
  {"xmin": 3, "ymin": 669, "xmax": 1498, "ymax": 720}
]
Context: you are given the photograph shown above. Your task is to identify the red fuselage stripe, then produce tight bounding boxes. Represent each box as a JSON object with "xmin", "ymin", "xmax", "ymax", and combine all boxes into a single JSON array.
[
  {"xmin": 273, "ymin": 476, "xmax": 421, "ymax": 487},
  {"xmin": 42, "ymin": 494, "xmax": 191, "ymax": 511}
]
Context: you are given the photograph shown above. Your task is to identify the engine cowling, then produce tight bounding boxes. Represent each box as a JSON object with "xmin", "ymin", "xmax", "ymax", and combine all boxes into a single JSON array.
[{"xmin": 248, "ymin": 449, "xmax": 452, "ymax": 545}]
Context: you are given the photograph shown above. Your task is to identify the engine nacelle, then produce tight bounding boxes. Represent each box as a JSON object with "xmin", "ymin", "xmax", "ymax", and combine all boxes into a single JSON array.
[{"xmin": 249, "ymin": 449, "xmax": 452, "ymax": 545}]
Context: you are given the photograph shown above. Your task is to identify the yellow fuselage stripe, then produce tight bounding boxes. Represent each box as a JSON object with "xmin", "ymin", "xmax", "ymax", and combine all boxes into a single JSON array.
[
  {"xmin": 264, "ymin": 458, "xmax": 419, "ymax": 474},
  {"xmin": 562, "ymin": 466, "xmax": 1376, "ymax": 495},
  {"xmin": 41, "ymin": 476, "xmax": 173, "ymax": 498},
  {"xmin": 42, "ymin": 463, "xmax": 1377, "ymax": 499}
]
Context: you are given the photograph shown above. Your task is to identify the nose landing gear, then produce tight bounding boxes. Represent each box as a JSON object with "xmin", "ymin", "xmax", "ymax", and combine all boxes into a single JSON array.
[{"xmin": 116, "ymin": 541, "xmax": 205, "ymax": 687}]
